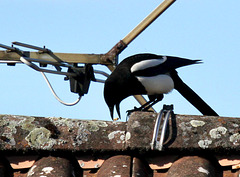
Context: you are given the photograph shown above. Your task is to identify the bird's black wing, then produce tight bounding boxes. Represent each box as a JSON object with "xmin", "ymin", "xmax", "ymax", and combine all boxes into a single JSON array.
[{"xmin": 131, "ymin": 56, "xmax": 201, "ymax": 77}]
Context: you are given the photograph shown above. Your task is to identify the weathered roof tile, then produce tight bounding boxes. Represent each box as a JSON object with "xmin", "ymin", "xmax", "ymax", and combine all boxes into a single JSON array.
[{"xmin": 1, "ymin": 112, "xmax": 240, "ymax": 176}]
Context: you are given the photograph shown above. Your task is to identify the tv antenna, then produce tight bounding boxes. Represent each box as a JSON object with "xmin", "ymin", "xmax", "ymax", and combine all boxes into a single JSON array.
[{"xmin": 0, "ymin": 0, "xmax": 218, "ymax": 116}]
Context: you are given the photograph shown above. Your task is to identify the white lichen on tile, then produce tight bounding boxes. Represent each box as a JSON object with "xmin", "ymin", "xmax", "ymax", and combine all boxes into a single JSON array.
[
  {"xmin": 230, "ymin": 133, "xmax": 240, "ymax": 145},
  {"xmin": 72, "ymin": 122, "xmax": 91, "ymax": 146},
  {"xmin": 48, "ymin": 117, "xmax": 75, "ymax": 131},
  {"xmin": 19, "ymin": 116, "xmax": 36, "ymax": 131},
  {"xmin": 27, "ymin": 165, "xmax": 37, "ymax": 176},
  {"xmin": 179, "ymin": 122, "xmax": 192, "ymax": 138},
  {"xmin": 95, "ymin": 121, "xmax": 108, "ymax": 128},
  {"xmin": 132, "ymin": 121, "xmax": 140, "ymax": 128},
  {"xmin": 49, "ymin": 117, "xmax": 108, "ymax": 133},
  {"xmin": 57, "ymin": 139, "xmax": 68, "ymax": 145},
  {"xmin": 190, "ymin": 120, "xmax": 206, "ymax": 127},
  {"xmin": 108, "ymin": 131, "xmax": 125, "ymax": 139},
  {"xmin": 108, "ymin": 130, "xmax": 126, "ymax": 143},
  {"xmin": 198, "ymin": 167, "xmax": 209, "ymax": 175},
  {"xmin": 209, "ymin": 127, "xmax": 227, "ymax": 139},
  {"xmin": 125, "ymin": 132, "xmax": 131, "ymax": 141},
  {"xmin": 0, "ymin": 115, "xmax": 31, "ymax": 146},
  {"xmin": 87, "ymin": 121, "xmax": 101, "ymax": 132},
  {"xmin": 86, "ymin": 121, "xmax": 108, "ymax": 132},
  {"xmin": 198, "ymin": 139, "xmax": 212, "ymax": 149},
  {"xmin": 25, "ymin": 127, "xmax": 56, "ymax": 149},
  {"xmin": 41, "ymin": 167, "xmax": 54, "ymax": 174},
  {"xmin": 113, "ymin": 175, "xmax": 121, "ymax": 177},
  {"xmin": 119, "ymin": 134, "xmax": 126, "ymax": 143},
  {"xmin": 232, "ymin": 123, "xmax": 239, "ymax": 128}
]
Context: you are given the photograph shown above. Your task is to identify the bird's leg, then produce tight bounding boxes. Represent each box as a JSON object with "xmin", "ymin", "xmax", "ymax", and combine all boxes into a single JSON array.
[
  {"xmin": 126, "ymin": 100, "xmax": 153, "ymax": 116},
  {"xmin": 142, "ymin": 98, "xmax": 160, "ymax": 111},
  {"xmin": 135, "ymin": 100, "xmax": 154, "ymax": 111},
  {"xmin": 141, "ymin": 94, "xmax": 163, "ymax": 111},
  {"xmin": 126, "ymin": 95, "xmax": 163, "ymax": 116}
]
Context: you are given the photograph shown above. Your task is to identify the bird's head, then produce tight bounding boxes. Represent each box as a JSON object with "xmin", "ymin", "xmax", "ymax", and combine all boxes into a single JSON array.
[
  {"xmin": 104, "ymin": 60, "xmax": 137, "ymax": 120},
  {"xmin": 104, "ymin": 61, "xmax": 147, "ymax": 120},
  {"xmin": 104, "ymin": 80, "xmax": 122, "ymax": 120}
]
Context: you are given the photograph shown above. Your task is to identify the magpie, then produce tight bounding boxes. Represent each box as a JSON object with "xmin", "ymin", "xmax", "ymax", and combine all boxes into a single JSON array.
[{"xmin": 104, "ymin": 53, "xmax": 202, "ymax": 119}]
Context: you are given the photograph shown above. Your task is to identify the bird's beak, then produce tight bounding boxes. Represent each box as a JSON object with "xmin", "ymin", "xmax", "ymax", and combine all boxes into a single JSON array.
[
  {"xmin": 116, "ymin": 103, "xmax": 121, "ymax": 119},
  {"xmin": 109, "ymin": 104, "xmax": 121, "ymax": 120},
  {"xmin": 109, "ymin": 106, "xmax": 114, "ymax": 120}
]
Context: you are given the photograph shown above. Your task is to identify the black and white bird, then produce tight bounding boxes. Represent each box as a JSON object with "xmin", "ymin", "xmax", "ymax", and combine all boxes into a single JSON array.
[{"xmin": 104, "ymin": 53, "xmax": 201, "ymax": 119}]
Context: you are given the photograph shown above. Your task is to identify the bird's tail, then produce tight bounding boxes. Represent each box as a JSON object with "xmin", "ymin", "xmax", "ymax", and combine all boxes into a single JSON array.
[
  {"xmin": 170, "ymin": 70, "xmax": 218, "ymax": 116},
  {"xmin": 165, "ymin": 56, "xmax": 202, "ymax": 70}
]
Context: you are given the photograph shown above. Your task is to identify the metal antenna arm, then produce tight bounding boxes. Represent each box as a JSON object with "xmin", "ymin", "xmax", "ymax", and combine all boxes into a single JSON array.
[
  {"xmin": 122, "ymin": 0, "xmax": 176, "ymax": 45},
  {"xmin": 20, "ymin": 56, "xmax": 76, "ymax": 77},
  {"xmin": 0, "ymin": 43, "xmax": 16, "ymax": 51},
  {"xmin": 102, "ymin": 0, "xmax": 176, "ymax": 65},
  {"xmin": 12, "ymin": 41, "xmax": 50, "ymax": 53}
]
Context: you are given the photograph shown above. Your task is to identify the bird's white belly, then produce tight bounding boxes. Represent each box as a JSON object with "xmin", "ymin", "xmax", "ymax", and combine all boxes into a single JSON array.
[{"xmin": 136, "ymin": 74, "xmax": 174, "ymax": 95}]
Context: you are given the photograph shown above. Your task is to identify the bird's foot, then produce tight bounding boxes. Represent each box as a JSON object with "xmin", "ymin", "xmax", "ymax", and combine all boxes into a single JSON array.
[
  {"xmin": 126, "ymin": 106, "xmax": 154, "ymax": 117},
  {"xmin": 126, "ymin": 106, "xmax": 141, "ymax": 116}
]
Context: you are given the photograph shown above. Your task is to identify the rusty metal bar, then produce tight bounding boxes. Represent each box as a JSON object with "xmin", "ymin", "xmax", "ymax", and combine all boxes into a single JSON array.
[{"xmin": 0, "ymin": 50, "xmax": 105, "ymax": 64}]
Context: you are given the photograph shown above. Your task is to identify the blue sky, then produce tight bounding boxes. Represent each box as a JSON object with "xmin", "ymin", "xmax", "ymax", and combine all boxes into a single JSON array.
[{"xmin": 1, "ymin": 0, "xmax": 239, "ymax": 120}]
